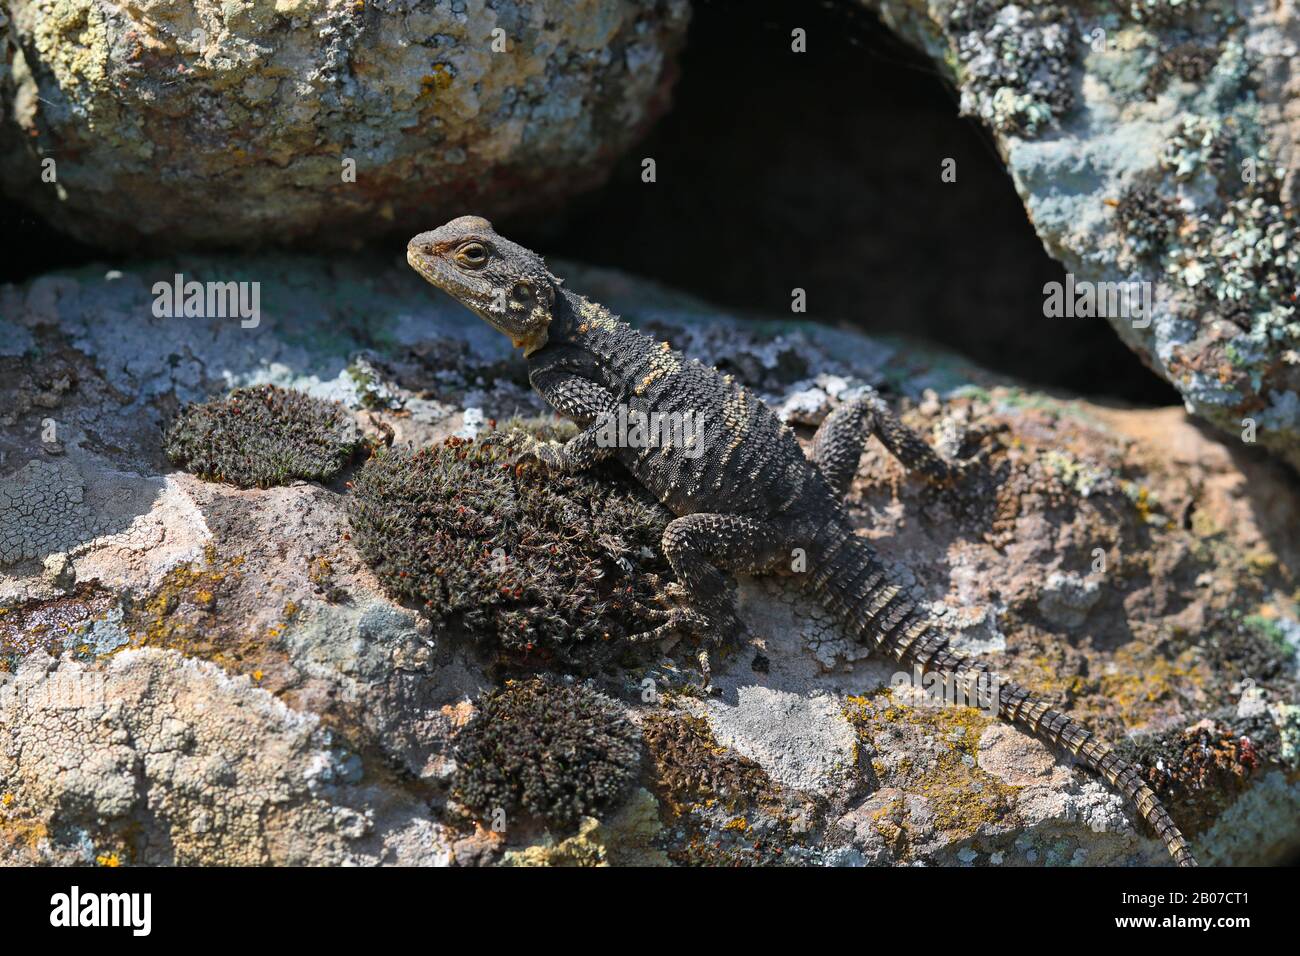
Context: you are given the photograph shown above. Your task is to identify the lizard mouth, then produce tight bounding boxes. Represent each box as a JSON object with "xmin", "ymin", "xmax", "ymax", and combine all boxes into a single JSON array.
[
  {"xmin": 406, "ymin": 247, "xmax": 444, "ymax": 287},
  {"xmin": 405, "ymin": 242, "xmax": 547, "ymax": 355}
]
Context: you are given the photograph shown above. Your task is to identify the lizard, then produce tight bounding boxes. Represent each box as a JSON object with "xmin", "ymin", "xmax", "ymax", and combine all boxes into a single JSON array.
[{"xmin": 406, "ymin": 215, "xmax": 1197, "ymax": 867}]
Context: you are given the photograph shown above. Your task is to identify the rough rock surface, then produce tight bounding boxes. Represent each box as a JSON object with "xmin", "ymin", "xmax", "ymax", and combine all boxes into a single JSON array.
[
  {"xmin": 859, "ymin": 0, "xmax": 1300, "ymax": 470},
  {"xmin": 1, "ymin": 256, "xmax": 1297, "ymax": 866},
  {"xmin": 0, "ymin": 0, "xmax": 688, "ymax": 249}
]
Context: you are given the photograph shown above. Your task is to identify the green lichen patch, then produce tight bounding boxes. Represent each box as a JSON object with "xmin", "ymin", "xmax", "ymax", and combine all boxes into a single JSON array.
[
  {"xmin": 845, "ymin": 695, "xmax": 1020, "ymax": 844},
  {"xmin": 1160, "ymin": 115, "xmax": 1233, "ymax": 182},
  {"xmin": 1097, "ymin": 641, "xmax": 1211, "ymax": 730},
  {"xmin": 346, "ymin": 419, "xmax": 674, "ymax": 665},
  {"xmin": 450, "ymin": 677, "xmax": 641, "ymax": 831},
  {"xmin": 164, "ymin": 384, "xmax": 363, "ymax": 489},
  {"xmin": 1168, "ymin": 167, "xmax": 1299, "ymax": 337},
  {"xmin": 945, "ymin": 0, "xmax": 1077, "ymax": 136}
]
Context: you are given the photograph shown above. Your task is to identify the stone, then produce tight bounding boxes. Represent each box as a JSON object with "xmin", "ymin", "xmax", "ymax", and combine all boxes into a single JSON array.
[
  {"xmin": 1, "ymin": 255, "xmax": 1297, "ymax": 865},
  {"xmin": 858, "ymin": 0, "xmax": 1300, "ymax": 470},
  {"xmin": 0, "ymin": 0, "xmax": 689, "ymax": 250}
]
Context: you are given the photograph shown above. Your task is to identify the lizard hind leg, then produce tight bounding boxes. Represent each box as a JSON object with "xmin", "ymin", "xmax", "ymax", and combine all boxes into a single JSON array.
[{"xmin": 629, "ymin": 513, "xmax": 787, "ymax": 646}]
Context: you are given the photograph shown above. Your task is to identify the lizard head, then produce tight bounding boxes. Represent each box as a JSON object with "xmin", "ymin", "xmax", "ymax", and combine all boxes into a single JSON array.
[{"xmin": 407, "ymin": 216, "xmax": 557, "ymax": 356}]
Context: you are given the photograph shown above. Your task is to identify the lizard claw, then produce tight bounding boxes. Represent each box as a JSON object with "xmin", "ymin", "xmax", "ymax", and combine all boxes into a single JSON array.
[{"xmin": 508, "ymin": 435, "xmax": 565, "ymax": 472}]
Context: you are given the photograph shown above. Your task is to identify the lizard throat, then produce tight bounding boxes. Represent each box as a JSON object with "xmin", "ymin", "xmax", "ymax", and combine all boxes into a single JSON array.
[{"xmin": 517, "ymin": 328, "xmax": 548, "ymax": 356}]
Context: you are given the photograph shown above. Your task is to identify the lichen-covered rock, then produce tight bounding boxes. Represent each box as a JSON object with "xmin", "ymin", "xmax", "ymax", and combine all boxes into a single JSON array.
[
  {"xmin": 1, "ymin": 255, "xmax": 1297, "ymax": 865},
  {"xmin": 860, "ymin": 0, "xmax": 1300, "ymax": 470},
  {"xmin": 0, "ymin": 0, "xmax": 689, "ymax": 249},
  {"xmin": 0, "ymin": 649, "xmax": 449, "ymax": 865}
]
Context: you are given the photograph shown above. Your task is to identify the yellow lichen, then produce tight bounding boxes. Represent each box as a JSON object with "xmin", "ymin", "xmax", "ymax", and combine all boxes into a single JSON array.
[
  {"xmin": 500, "ymin": 789, "xmax": 669, "ymax": 867},
  {"xmin": 1100, "ymin": 643, "xmax": 1209, "ymax": 729},
  {"xmin": 844, "ymin": 694, "xmax": 1020, "ymax": 845}
]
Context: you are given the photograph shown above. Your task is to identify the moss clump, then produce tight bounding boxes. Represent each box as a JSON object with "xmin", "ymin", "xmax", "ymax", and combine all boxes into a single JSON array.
[
  {"xmin": 1146, "ymin": 42, "xmax": 1220, "ymax": 96},
  {"xmin": 1116, "ymin": 183, "xmax": 1180, "ymax": 257},
  {"xmin": 346, "ymin": 419, "xmax": 673, "ymax": 664},
  {"xmin": 451, "ymin": 677, "xmax": 641, "ymax": 829},
  {"xmin": 165, "ymin": 384, "xmax": 362, "ymax": 489},
  {"xmin": 1114, "ymin": 711, "xmax": 1283, "ymax": 833},
  {"xmin": 642, "ymin": 712, "xmax": 773, "ymax": 812}
]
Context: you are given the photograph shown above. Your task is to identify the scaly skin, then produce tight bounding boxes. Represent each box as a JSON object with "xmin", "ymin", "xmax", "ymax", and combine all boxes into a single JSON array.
[{"xmin": 406, "ymin": 216, "xmax": 1197, "ymax": 867}]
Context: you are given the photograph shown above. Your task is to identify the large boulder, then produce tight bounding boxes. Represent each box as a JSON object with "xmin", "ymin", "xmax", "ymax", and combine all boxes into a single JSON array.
[
  {"xmin": 0, "ymin": 0, "xmax": 688, "ymax": 249},
  {"xmin": 1, "ymin": 256, "xmax": 1297, "ymax": 865},
  {"xmin": 859, "ymin": 0, "xmax": 1300, "ymax": 471}
]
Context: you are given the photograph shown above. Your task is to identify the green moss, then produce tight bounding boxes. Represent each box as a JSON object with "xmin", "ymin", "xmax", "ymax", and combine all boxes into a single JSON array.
[
  {"xmin": 346, "ymin": 418, "xmax": 674, "ymax": 665},
  {"xmin": 451, "ymin": 677, "xmax": 641, "ymax": 831},
  {"xmin": 165, "ymin": 384, "xmax": 362, "ymax": 489}
]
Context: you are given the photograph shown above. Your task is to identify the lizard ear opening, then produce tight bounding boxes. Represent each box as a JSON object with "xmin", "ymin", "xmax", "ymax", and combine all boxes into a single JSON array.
[{"xmin": 512, "ymin": 277, "xmax": 555, "ymax": 335}]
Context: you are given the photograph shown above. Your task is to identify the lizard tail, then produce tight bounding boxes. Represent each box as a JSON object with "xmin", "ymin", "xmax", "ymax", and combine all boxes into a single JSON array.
[{"xmin": 810, "ymin": 527, "xmax": 1196, "ymax": 867}]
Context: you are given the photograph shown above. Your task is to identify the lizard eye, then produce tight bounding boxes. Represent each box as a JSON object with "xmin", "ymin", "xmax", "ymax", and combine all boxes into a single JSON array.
[{"xmin": 455, "ymin": 241, "xmax": 489, "ymax": 268}]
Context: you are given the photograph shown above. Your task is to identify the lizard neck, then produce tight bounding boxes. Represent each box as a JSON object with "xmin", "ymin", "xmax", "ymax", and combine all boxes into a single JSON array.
[{"xmin": 549, "ymin": 288, "xmax": 633, "ymax": 349}]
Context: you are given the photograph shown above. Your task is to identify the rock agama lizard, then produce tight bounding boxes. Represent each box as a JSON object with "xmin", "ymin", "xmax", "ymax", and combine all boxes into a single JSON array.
[{"xmin": 407, "ymin": 215, "xmax": 1196, "ymax": 867}]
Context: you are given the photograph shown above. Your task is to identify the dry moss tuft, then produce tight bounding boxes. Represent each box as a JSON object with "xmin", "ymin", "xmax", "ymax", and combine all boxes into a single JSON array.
[
  {"xmin": 165, "ymin": 384, "xmax": 362, "ymax": 489},
  {"xmin": 346, "ymin": 419, "xmax": 674, "ymax": 664},
  {"xmin": 451, "ymin": 677, "xmax": 641, "ymax": 829}
]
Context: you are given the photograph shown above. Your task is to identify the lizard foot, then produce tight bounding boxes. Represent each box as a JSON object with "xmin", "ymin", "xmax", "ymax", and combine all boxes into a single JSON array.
[
  {"xmin": 934, "ymin": 422, "xmax": 1007, "ymax": 489},
  {"xmin": 506, "ymin": 435, "xmax": 565, "ymax": 472},
  {"xmin": 626, "ymin": 605, "xmax": 716, "ymax": 645}
]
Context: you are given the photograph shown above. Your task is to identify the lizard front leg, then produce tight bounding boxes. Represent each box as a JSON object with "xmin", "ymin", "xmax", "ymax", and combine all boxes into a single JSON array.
[{"xmin": 514, "ymin": 361, "xmax": 620, "ymax": 473}]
